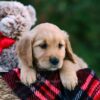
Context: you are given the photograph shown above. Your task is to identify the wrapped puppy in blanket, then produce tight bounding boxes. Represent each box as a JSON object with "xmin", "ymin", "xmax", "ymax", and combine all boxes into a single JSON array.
[{"xmin": 0, "ymin": 1, "xmax": 37, "ymax": 72}]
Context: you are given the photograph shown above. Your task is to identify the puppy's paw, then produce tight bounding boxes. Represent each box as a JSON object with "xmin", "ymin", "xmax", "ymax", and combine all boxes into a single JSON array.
[
  {"xmin": 20, "ymin": 68, "xmax": 36, "ymax": 85},
  {"xmin": 60, "ymin": 72, "xmax": 78, "ymax": 91}
]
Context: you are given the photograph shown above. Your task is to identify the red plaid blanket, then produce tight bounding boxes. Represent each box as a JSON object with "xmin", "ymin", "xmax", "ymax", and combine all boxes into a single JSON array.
[{"xmin": 0, "ymin": 68, "xmax": 100, "ymax": 100}]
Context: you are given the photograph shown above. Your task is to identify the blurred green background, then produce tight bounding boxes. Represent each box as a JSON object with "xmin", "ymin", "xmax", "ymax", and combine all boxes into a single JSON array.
[{"xmin": 9, "ymin": 0, "xmax": 100, "ymax": 75}]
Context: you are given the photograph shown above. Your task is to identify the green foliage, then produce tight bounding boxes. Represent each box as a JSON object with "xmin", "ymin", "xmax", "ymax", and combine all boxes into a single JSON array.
[{"xmin": 18, "ymin": 0, "xmax": 100, "ymax": 76}]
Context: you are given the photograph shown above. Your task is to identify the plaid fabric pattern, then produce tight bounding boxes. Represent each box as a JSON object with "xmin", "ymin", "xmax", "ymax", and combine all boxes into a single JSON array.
[{"xmin": 0, "ymin": 68, "xmax": 100, "ymax": 100}]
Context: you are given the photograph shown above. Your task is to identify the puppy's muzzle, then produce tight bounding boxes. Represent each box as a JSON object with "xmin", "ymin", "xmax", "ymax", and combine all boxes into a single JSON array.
[{"xmin": 49, "ymin": 57, "xmax": 59, "ymax": 65}]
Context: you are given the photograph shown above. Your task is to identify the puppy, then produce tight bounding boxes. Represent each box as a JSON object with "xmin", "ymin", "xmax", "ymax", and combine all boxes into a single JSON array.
[{"xmin": 17, "ymin": 23, "xmax": 87, "ymax": 90}]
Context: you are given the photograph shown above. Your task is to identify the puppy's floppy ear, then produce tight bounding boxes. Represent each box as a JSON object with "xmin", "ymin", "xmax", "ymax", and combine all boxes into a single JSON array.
[
  {"xmin": 62, "ymin": 31, "xmax": 76, "ymax": 63},
  {"xmin": 16, "ymin": 35, "xmax": 33, "ymax": 68}
]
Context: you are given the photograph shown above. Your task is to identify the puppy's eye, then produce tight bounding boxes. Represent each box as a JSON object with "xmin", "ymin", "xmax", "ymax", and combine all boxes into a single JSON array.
[
  {"xmin": 39, "ymin": 43, "xmax": 48, "ymax": 49},
  {"xmin": 58, "ymin": 43, "xmax": 63, "ymax": 49}
]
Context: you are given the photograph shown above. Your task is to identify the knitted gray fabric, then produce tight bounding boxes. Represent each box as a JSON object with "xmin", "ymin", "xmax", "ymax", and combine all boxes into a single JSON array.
[{"xmin": 0, "ymin": 44, "xmax": 18, "ymax": 72}]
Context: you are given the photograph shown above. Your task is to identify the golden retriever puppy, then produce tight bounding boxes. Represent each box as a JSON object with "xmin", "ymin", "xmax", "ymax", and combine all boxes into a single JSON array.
[{"xmin": 16, "ymin": 23, "xmax": 87, "ymax": 90}]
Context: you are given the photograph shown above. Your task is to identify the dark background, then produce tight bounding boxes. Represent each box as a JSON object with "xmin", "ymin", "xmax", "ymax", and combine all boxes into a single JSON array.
[{"xmin": 6, "ymin": 0, "xmax": 100, "ymax": 76}]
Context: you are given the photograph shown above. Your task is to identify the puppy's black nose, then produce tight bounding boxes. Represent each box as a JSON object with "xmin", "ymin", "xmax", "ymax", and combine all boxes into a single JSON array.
[{"xmin": 49, "ymin": 57, "xmax": 59, "ymax": 65}]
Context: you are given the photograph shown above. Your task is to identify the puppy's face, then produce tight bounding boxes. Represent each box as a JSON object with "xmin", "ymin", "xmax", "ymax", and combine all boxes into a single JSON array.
[
  {"xmin": 17, "ymin": 23, "xmax": 75, "ymax": 71},
  {"xmin": 33, "ymin": 30, "xmax": 66, "ymax": 71}
]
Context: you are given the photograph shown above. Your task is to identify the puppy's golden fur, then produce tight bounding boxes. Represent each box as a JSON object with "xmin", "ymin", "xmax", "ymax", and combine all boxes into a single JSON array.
[{"xmin": 16, "ymin": 23, "xmax": 87, "ymax": 90}]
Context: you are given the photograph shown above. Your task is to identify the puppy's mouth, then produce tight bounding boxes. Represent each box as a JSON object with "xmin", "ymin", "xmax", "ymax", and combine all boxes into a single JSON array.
[
  {"xmin": 37, "ymin": 63, "xmax": 62, "ymax": 71},
  {"xmin": 48, "ymin": 67, "xmax": 59, "ymax": 71},
  {"xmin": 37, "ymin": 66, "xmax": 59, "ymax": 71},
  {"xmin": 49, "ymin": 64, "xmax": 62, "ymax": 70}
]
